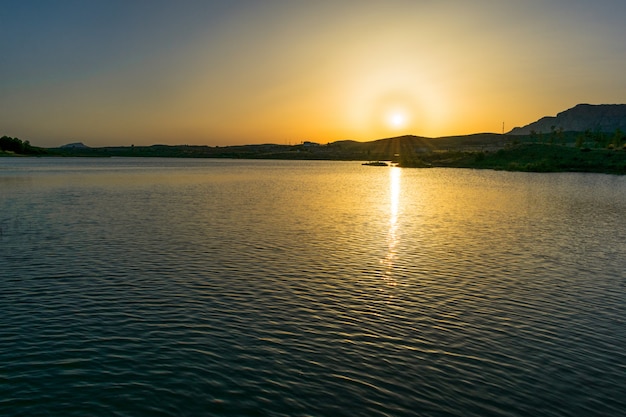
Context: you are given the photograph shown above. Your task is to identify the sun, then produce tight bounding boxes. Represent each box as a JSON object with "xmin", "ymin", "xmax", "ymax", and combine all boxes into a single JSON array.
[
  {"xmin": 389, "ymin": 112, "xmax": 406, "ymax": 129},
  {"xmin": 386, "ymin": 109, "xmax": 408, "ymax": 130}
]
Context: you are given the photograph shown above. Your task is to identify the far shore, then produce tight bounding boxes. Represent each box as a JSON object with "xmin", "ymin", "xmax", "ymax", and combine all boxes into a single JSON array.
[{"xmin": 2, "ymin": 133, "xmax": 625, "ymax": 175}]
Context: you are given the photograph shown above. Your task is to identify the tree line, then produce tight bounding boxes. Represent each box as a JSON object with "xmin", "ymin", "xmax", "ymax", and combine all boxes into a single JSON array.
[
  {"xmin": 574, "ymin": 129, "xmax": 626, "ymax": 150},
  {"xmin": 528, "ymin": 128, "xmax": 626, "ymax": 149},
  {"xmin": 0, "ymin": 136, "xmax": 46, "ymax": 154}
]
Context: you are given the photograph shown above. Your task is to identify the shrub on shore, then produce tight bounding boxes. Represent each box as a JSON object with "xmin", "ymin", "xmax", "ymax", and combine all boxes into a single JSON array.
[{"xmin": 0, "ymin": 136, "xmax": 47, "ymax": 155}]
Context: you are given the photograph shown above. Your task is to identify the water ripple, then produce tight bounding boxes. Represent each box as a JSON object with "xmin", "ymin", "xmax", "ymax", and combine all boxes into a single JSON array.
[{"xmin": 1, "ymin": 159, "xmax": 625, "ymax": 416}]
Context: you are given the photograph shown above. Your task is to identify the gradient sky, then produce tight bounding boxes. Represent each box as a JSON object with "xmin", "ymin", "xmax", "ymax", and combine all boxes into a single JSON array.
[{"xmin": 2, "ymin": 0, "xmax": 626, "ymax": 147}]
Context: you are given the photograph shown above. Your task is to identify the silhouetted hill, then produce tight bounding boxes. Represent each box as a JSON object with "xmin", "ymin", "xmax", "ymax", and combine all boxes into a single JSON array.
[
  {"xmin": 509, "ymin": 104, "xmax": 626, "ymax": 135},
  {"xmin": 327, "ymin": 134, "xmax": 507, "ymax": 155},
  {"xmin": 12, "ymin": 130, "xmax": 624, "ymax": 174},
  {"xmin": 47, "ymin": 134, "xmax": 514, "ymax": 160},
  {"xmin": 429, "ymin": 133, "xmax": 508, "ymax": 149},
  {"xmin": 60, "ymin": 142, "xmax": 90, "ymax": 149}
]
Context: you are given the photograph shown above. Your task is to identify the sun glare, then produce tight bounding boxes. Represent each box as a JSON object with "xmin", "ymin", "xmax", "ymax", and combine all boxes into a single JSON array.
[
  {"xmin": 390, "ymin": 113, "xmax": 405, "ymax": 128},
  {"xmin": 382, "ymin": 166, "xmax": 401, "ymax": 286},
  {"xmin": 386, "ymin": 109, "xmax": 408, "ymax": 130}
]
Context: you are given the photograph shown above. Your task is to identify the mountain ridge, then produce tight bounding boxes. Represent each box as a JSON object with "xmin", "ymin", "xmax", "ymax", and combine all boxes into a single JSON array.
[{"xmin": 509, "ymin": 104, "xmax": 626, "ymax": 135}]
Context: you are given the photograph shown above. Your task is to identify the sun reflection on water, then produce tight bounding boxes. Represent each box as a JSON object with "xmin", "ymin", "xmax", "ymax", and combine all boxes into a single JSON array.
[{"xmin": 381, "ymin": 166, "xmax": 401, "ymax": 285}]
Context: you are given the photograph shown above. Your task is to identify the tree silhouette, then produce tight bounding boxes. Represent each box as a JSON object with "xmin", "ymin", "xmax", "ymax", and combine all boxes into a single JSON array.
[{"xmin": 0, "ymin": 135, "xmax": 43, "ymax": 154}]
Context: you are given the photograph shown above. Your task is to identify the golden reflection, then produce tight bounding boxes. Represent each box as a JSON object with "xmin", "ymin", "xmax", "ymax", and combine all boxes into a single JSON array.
[{"xmin": 381, "ymin": 166, "xmax": 401, "ymax": 285}]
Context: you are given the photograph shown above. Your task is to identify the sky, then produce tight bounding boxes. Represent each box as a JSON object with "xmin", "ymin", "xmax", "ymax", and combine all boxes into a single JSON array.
[{"xmin": 2, "ymin": 0, "xmax": 626, "ymax": 147}]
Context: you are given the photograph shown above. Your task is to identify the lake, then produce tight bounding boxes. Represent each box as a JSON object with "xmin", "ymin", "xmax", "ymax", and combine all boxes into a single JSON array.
[{"xmin": 1, "ymin": 158, "xmax": 625, "ymax": 417}]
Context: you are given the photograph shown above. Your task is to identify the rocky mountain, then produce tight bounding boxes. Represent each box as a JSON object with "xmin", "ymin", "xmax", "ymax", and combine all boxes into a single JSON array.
[{"xmin": 508, "ymin": 104, "xmax": 626, "ymax": 135}]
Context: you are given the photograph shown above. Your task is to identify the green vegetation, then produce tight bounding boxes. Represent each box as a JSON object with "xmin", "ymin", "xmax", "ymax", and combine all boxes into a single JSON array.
[
  {"xmin": 395, "ymin": 129, "xmax": 626, "ymax": 174},
  {"xmin": 400, "ymin": 144, "xmax": 626, "ymax": 175},
  {"xmin": 572, "ymin": 128, "xmax": 625, "ymax": 150},
  {"xmin": 3, "ymin": 131, "xmax": 625, "ymax": 174},
  {"xmin": 0, "ymin": 135, "xmax": 49, "ymax": 156}
]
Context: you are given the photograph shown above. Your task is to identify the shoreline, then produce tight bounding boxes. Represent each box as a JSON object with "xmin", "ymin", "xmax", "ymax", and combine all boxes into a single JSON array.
[{"xmin": 3, "ymin": 139, "xmax": 625, "ymax": 175}]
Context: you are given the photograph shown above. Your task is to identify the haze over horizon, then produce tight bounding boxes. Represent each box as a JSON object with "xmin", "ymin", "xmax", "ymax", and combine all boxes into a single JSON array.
[{"xmin": 2, "ymin": 0, "xmax": 626, "ymax": 148}]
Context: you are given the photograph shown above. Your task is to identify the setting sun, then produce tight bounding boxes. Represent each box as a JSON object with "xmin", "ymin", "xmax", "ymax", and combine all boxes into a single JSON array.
[{"xmin": 387, "ymin": 111, "xmax": 408, "ymax": 130}]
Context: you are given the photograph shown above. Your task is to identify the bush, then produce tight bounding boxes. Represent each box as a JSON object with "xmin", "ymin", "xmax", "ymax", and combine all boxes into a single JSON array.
[
  {"xmin": 0, "ymin": 136, "xmax": 25, "ymax": 153},
  {"xmin": 0, "ymin": 136, "xmax": 43, "ymax": 154}
]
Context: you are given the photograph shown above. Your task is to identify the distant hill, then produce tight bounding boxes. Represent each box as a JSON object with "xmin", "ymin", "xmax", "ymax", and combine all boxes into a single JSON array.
[
  {"xmin": 48, "ymin": 134, "xmax": 510, "ymax": 160},
  {"xmin": 26, "ymin": 130, "xmax": 626, "ymax": 174},
  {"xmin": 60, "ymin": 142, "xmax": 90, "ymax": 149},
  {"xmin": 509, "ymin": 104, "xmax": 626, "ymax": 135}
]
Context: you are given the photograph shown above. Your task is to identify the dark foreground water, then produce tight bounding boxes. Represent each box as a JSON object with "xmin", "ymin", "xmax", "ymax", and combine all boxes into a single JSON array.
[{"xmin": 1, "ymin": 158, "xmax": 625, "ymax": 417}]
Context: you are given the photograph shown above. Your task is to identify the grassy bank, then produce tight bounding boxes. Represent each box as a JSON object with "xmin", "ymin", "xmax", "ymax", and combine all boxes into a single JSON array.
[
  {"xmin": 400, "ymin": 144, "xmax": 626, "ymax": 175},
  {"xmin": 3, "ymin": 133, "xmax": 625, "ymax": 174}
]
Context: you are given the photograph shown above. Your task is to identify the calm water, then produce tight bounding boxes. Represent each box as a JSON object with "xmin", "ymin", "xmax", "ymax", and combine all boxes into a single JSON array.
[{"xmin": 1, "ymin": 158, "xmax": 625, "ymax": 417}]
